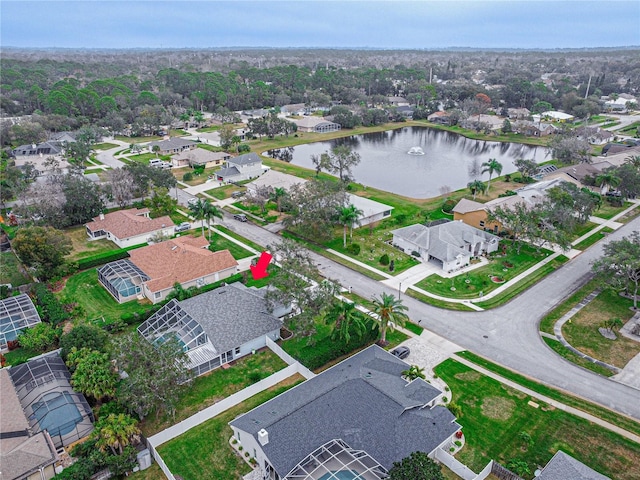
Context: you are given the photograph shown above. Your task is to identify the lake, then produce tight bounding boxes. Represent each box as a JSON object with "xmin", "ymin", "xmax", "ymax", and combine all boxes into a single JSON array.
[{"xmin": 267, "ymin": 126, "xmax": 550, "ymax": 198}]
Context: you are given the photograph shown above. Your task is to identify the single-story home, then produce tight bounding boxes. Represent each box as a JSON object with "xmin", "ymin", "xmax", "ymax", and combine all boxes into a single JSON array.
[
  {"xmin": 427, "ymin": 111, "xmax": 453, "ymax": 125},
  {"xmin": 0, "ymin": 368, "xmax": 58, "ymax": 480},
  {"xmin": 0, "ymin": 294, "xmax": 42, "ymax": 352},
  {"xmin": 281, "ymin": 103, "xmax": 307, "ymax": 116},
  {"xmin": 85, "ymin": 208, "xmax": 175, "ymax": 248},
  {"xmin": 147, "ymin": 137, "xmax": 197, "ymax": 155},
  {"xmin": 229, "ymin": 345, "xmax": 460, "ymax": 480},
  {"xmin": 7, "ymin": 352, "xmax": 94, "ymax": 449},
  {"xmin": 395, "ymin": 105, "xmax": 415, "ymax": 118},
  {"xmin": 537, "ymin": 450, "xmax": 610, "ymax": 480},
  {"xmin": 98, "ymin": 236, "xmax": 238, "ymax": 304},
  {"xmin": 138, "ymin": 282, "xmax": 288, "ymax": 377},
  {"xmin": 216, "ymin": 152, "xmax": 266, "ymax": 183},
  {"xmin": 392, "ymin": 220, "xmax": 500, "ymax": 272},
  {"xmin": 387, "ymin": 96, "xmax": 410, "ymax": 106},
  {"xmin": 347, "ymin": 194, "xmax": 393, "ymax": 227},
  {"xmin": 292, "ymin": 116, "xmax": 341, "ymax": 133},
  {"xmin": 535, "ymin": 111, "xmax": 575, "ymax": 123},
  {"xmin": 507, "ymin": 107, "xmax": 531, "ymax": 120},
  {"xmin": 172, "ymin": 148, "xmax": 231, "ymax": 168},
  {"xmin": 575, "ymin": 126, "xmax": 615, "ymax": 145},
  {"xmin": 12, "ymin": 142, "xmax": 62, "ymax": 158},
  {"xmin": 246, "ymin": 169, "xmax": 307, "ymax": 196}
]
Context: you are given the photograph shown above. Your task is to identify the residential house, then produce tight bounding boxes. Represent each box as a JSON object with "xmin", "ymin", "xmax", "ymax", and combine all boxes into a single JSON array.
[
  {"xmin": 229, "ymin": 345, "xmax": 460, "ymax": 480},
  {"xmin": 48, "ymin": 131, "xmax": 78, "ymax": 145},
  {"xmin": 347, "ymin": 194, "xmax": 393, "ymax": 227},
  {"xmin": 12, "ymin": 142, "xmax": 62, "ymax": 158},
  {"xmin": 537, "ymin": 450, "xmax": 610, "ymax": 480},
  {"xmin": 7, "ymin": 352, "xmax": 94, "ymax": 449},
  {"xmin": 392, "ymin": 220, "xmax": 500, "ymax": 272},
  {"xmin": 281, "ymin": 103, "xmax": 307, "ymax": 116},
  {"xmin": 98, "ymin": 236, "xmax": 238, "ymax": 304},
  {"xmin": 85, "ymin": 208, "xmax": 175, "ymax": 248},
  {"xmin": 147, "ymin": 137, "xmax": 197, "ymax": 155},
  {"xmin": 461, "ymin": 114, "xmax": 503, "ymax": 132},
  {"xmin": 0, "ymin": 294, "xmax": 42, "ymax": 352},
  {"xmin": 0, "ymin": 369, "xmax": 58, "ymax": 480},
  {"xmin": 535, "ymin": 111, "xmax": 575, "ymax": 123},
  {"xmin": 138, "ymin": 282, "xmax": 288, "ymax": 376},
  {"xmin": 394, "ymin": 105, "xmax": 415, "ymax": 119},
  {"xmin": 507, "ymin": 107, "xmax": 531, "ymax": 120},
  {"xmin": 216, "ymin": 152, "xmax": 266, "ymax": 183},
  {"xmin": 427, "ymin": 111, "xmax": 452, "ymax": 125},
  {"xmin": 172, "ymin": 148, "xmax": 231, "ymax": 169},
  {"xmin": 292, "ymin": 116, "xmax": 341, "ymax": 133},
  {"xmin": 387, "ymin": 96, "xmax": 410, "ymax": 107},
  {"xmin": 246, "ymin": 169, "xmax": 307, "ymax": 196},
  {"xmin": 575, "ymin": 126, "xmax": 615, "ymax": 145}
]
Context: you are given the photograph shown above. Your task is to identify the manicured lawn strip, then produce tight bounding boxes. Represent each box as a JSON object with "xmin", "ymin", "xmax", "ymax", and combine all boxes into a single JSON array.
[
  {"xmin": 571, "ymin": 221, "xmax": 597, "ymax": 240},
  {"xmin": 127, "ymin": 463, "xmax": 164, "ymax": 480},
  {"xmin": 92, "ymin": 142, "xmax": 119, "ymax": 150},
  {"xmin": 0, "ymin": 251, "xmax": 31, "ymax": 286},
  {"xmin": 214, "ymin": 225, "xmax": 265, "ymax": 252},
  {"xmin": 206, "ymin": 184, "xmax": 240, "ymax": 200},
  {"xmin": 538, "ymin": 278, "xmax": 600, "ymax": 334},
  {"xmin": 435, "ymin": 358, "xmax": 640, "ymax": 479},
  {"xmin": 573, "ymin": 227, "xmax": 613, "ymax": 251},
  {"xmin": 158, "ymin": 375, "xmax": 305, "ymax": 480},
  {"xmin": 562, "ymin": 289, "xmax": 639, "ymax": 369},
  {"xmin": 57, "ymin": 268, "xmax": 152, "ymax": 324},
  {"xmin": 115, "ymin": 135, "xmax": 162, "ymax": 143},
  {"xmin": 542, "ymin": 336, "xmax": 614, "ymax": 377},
  {"xmin": 404, "ymin": 321, "xmax": 425, "ymax": 336},
  {"xmin": 474, "ymin": 256, "xmax": 568, "ymax": 310},
  {"xmin": 405, "ymin": 288, "xmax": 477, "ymax": 311},
  {"xmin": 594, "ymin": 201, "xmax": 632, "ymax": 220},
  {"xmin": 456, "ymin": 351, "xmax": 640, "ymax": 437},
  {"xmin": 140, "ymin": 349, "xmax": 287, "ymax": 436},
  {"xmin": 207, "ymin": 233, "xmax": 254, "ymax": 259},
  {"xmin": 129, "ymin": 152, "xmax": 171, "ymax": 163}
]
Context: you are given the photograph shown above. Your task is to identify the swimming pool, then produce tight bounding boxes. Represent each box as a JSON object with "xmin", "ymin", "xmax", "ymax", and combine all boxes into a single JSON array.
[
  {"xmin": 32, "ymin": 391, "xmax": 83, "ymax": 437},
  {"xmin": 318, "ymin": 471, "xmax": 359, "ymax": 480}
]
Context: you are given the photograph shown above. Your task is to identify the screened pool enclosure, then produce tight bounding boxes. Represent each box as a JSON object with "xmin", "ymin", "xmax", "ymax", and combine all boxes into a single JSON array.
[
  {"xmin": 0, "ymin": 293, "xmax": 42, "ymax": 350},
  {"xmin": 97, "ymin": 259, "xmax": 150, "ymax": 303},
  {"xmin": 8, "ymin": 353, "xmax": 94, "ymax": 448}
]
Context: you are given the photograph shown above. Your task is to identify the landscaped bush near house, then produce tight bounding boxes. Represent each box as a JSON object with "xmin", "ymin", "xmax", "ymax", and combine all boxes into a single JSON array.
[
  {"xmin": 379, "ymin": 253, "xmax": 390, "ymax": 266},
  {"xmin": 183, "ymin": 172, "xmax": 194, "ymax": 181},
  {"xmin": 442, "ymin": 199, "xmax": 456, "ymax": 213},
  {"xmin": 32, "ymin": 283, "xmax": 69, "ymax": 325},
  {"xmin": 347, "ymin": 243, "xmax": 361, "ymax": 255}
]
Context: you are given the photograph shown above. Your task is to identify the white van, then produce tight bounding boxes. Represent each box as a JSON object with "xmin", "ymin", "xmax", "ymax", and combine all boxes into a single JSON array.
[{"xmin": 149, "ymin": 159, "xmax": 163, "ymax": 167}]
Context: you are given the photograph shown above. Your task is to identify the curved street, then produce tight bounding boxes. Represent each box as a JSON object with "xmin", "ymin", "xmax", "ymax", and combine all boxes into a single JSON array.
[{"xmin": 221, "ymin": 211, "xmax": 640, "ymax": 421}]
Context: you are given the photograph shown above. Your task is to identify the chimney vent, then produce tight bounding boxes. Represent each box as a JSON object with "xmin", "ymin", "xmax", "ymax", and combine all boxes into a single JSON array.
[
  {"xmin": 99, "ymin": 213, "xmax": 105, "ymax": 221},
  {"xmin": 258, "ymin": 429, "xmax": 269, "ymax": 446}
]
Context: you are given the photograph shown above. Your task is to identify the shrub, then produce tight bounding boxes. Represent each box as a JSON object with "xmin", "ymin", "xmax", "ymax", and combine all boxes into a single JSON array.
[
  {"xmin": 76, "ymin": 249, "xmax": 130, "ymax": 271},
  {"xmin": 60, "ymin": 324, "xmax": 109, "ymax": 360},
  {"xmin": 442, "ymin": 199, "xmax": 456, "ymax": 213},
  {"xmin": 7, "ymin": 340, "xmax": 19, "ymax": 351},
  {"xmin": 347, "ymin": 243, "xmax": 361, "ymax": 255},
  {"xmin": 245, "ymin": 452, "xmax": 250, "ymax": 458},
  {"xmin": 394, "ymin": 213, "xmax": 407, "ymax": 225},
  {"xmin": 248, "ymin": 371, "xmax": 263, "ymax": 383},
  {"xmin": 389, "ymin": 260, "xmax": 395, "ymax": 272},
  {"xmin": 379, "ymin": 253, "xmax": 390, "ymax": 266},
  {"xmin": 32, "ymin": 283, "xmax": 69, "ymax": 325},
  {"xmin": 447, "ymin": 401, "xmax": 462, "ymax": 418},
  {"xmin": 411, "ymin": 250, "xmax": 421, "ymax": 257},
  {"xmin": 454, "ymin": 440, "xmax": 462, "ymax": 447},
  {"xmin": 183, "ymin": 172, "xmax": 194, "ymax": 181},
  {"xmin": 237, "ymin": 144, "xmax": 250, "ymax": 153},
  {"xmin": 17, "ymin": 323, "xmax": 60, "ymax": 352}
]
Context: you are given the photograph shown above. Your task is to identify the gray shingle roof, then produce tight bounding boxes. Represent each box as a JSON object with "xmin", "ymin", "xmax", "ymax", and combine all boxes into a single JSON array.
[
  {"xmin": 179, "ymin": 282, "xmax": 282, "ymax": 354},
  {"xmin": 148, "ymin": 137, "xmax": 196, "ymax": 150},
  {"xmin": 216, "ymin": 166, "xmax": 241, "ymax": 178},
  {"xmin": 229, "ymin": 152, "xmax": 261, "ymax": 166},
  {"xmin": 538, "ymin": 451, "xmax": 610, "ymax": 480},
  {"xmin": 230, "ymin": 345, "xmax": 458, "ymax": 477}
]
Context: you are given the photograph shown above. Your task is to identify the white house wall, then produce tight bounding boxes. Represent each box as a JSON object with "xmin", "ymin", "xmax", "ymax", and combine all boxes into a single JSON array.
[{"xmin": 143, "ymin": 265, "xmax": 238, "ymax": 304}]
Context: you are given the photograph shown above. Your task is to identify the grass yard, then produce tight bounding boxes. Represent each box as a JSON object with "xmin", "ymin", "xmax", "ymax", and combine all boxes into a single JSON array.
[
  {"xmin": 140, "ymin": 349, "xmax": 288, "ymax": 436},
  {"xmin": 457, "ymin": 351, "xmax": 640, "ymax": 437},
  {"xmin": 57, "ymin": 268, "xmax": 151, "ymax": 324},
  {"xmin": 570, "ymin": 221, "xmax": 597, "ymax": 240},
  {"xmin": 542, "ymin": 336, "xmax": 614, "ymax": 377},
  {"xmin": 405, "ymin": 289, "xmax": 477, "ymax": 311},
  {"xmin": 207, "ymin": 232, "xmax": 255, "ymax": 259},
  {"xmin": 128, "ymin": 152, "xmax": 172, "ymax": 164},
  {"xmin": 594, "ymin": 201, "xmax": 633, "ymax": 220},
  {"xmin": 115, "ymin": 135, "xmax": 163, "ymax": 143},
  {"xmin": 64, "ymin": 225, "xmax": 120, "ymax": 261},
  {"xmin": 0, "ymin": 251, "xmax": 31, "ymax": 286},
  {"xmin": 92, "ymin": 142, "xmax": 119, "ymax": 150},
  {"xmin": 562, "ymin": 289, "xmax": 639, "ymax": 369},
  {"xmin": 415, "ymin": 241, "xmax": 551, "ymax": 300},
  {"xmin": 3, "ymin": 346, "xmax": 43, "ymax": 366},
  {"xmin": 435, "ymin": 358, "xmax": 640, "ymax": 479},
  {"xmin": 158, "ymin": 375, "xmax": 305, "ymax": 480},
  {"xmin": 206, "ymin": 184, "xmax": 242, "ymax": 200},
  {"xmin": 573, "ymin": 227, "xmax": 614, "ymax": 251},
  {"xmin": 538, "ymin": 279, "xmax": 600, "ymax": 334}
]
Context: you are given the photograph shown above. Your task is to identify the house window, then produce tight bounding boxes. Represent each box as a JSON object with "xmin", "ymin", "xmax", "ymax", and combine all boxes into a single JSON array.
[
  {"xmin": 479, "ymin": 220, "xmax": 485, "ymax": 227},
  {"xmin": 235, "ymin": 347, "xmax": 241, "ymax": 355},
  {"xmin": 383, "ymin": 210, "xmax": 391, "ymax": 217},
  {"xmin": 154, "ymin": 292, "xmax": 161, "ymax": 299}
]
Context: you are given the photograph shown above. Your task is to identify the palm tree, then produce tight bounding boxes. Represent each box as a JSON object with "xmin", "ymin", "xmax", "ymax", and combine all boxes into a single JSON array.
[
  {"xmin": 595, "ymin": 171, "xmax": 621, "ymax": 193},
  {"xmin": 624, "ymin": 155, "xmax": 640, "ymax": 170},
  {"xmin": 402, "ymin": 364, "xmax": 426, "ymax": 381},
  {"xmin": 201, "ymin": 200, "xmax": 223, "ymax": 241},
  {"xmin": 481, "ymin": 158, "xmax": 503, "ymax": 193},
  {"xmin": 270, "ymin": 187, "xmax": 288, "ymax": 212},
  {"xmin": 152, "ymin": 145, "xmax": 160, "ymax": 158},
  {"xmin": 188, "ymin": 198, "xmax": 207, "ymax": 237},
  {"xmin": 324, "ymin": 300, "xmax": 369, "ymax": 344},
  {"xmin": 94, "ymin": 413, "xmax": 141, "ymax": 455},
  {"xmin": 467, "ymin": 179, "xmax": 486, "ymax": 200},
  {"xmin": 338, "ymin": 204, "xmax": 364, "ymax": 248},
  {"xmin": 371, "ymin": 292, "xmax": 409, "ymax": 345}
]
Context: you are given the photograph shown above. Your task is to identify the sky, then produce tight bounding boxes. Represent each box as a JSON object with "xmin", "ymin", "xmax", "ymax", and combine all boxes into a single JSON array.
[{"xmin": 2, "ymin": 1, "xmax": 639, "ymax": 50}]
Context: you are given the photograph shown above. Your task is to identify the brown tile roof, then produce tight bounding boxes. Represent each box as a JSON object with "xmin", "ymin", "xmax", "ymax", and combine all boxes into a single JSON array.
[
  {"xmin": 0, "ymin": 369, "xmax": 57, "ymax": 480},
  {"xmin": 128, "ymin": 236, "xmax": 238, "ymax": 292},
  {"xmin": 85, "ymin": 208, "xmax": 174, "ymax": 240}
]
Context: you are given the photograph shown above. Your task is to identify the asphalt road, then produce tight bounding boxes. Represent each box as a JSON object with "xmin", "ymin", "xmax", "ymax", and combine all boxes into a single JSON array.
[{"xmin": 222, "ymin": 212, "xmax": 640, "ymax": 421}]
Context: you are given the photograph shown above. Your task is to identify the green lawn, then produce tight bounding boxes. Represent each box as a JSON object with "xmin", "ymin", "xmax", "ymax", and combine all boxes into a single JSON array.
[
  {"xmin": 92, "ymin": 142, "xmax": 119, "ymax": 150},
  {"xmin": 415, "ymin": 242, "xmax": 551, "ymax": 300},
  {"xmin": 115, "ymin": 135, "xmax": 163, "ymax": 143},
  {"xmin": 571, "ymin": 221, "xmax": 597, "ymax": 240},
  {"xmin": 405, "ymin": 288, "xmax": 477, "ymax": 311},
  {"xmin": 538, "ymin": 279, "xmax": 600, "ymax": 334},
  {"xmin": 157, "ymin": 376, "xmax": 304, "ymax": 480},
  {"xmin": 457, "ymin": 351, "xmax": 640, "ymax": 437},
  {"xmin": 128, "ymin": 152, "xmax": 171, "ymax": 163},
  {"xmin": 594, "ymin": 201, "xmax": 632, "ymax": 220},
  {"xmin": 64, "ymin": 225, "xmax": 121, "ymax": 261},
  {"xmin": 57, "ymin": 268, "xmax": 152, "ymax": 324},
  {"xmin": 0, "ymin": 251, "xmax": 32, "ymax": 286},
  {"xmin": 435, "ymin": 358, "xmax": 640, "ymax": 479},
  {"xmin": 213, "ymin": 225, "xmax": 265, "ymax": 252},
  {"xmin": 573, "ymin": 227, "xmax": 614, "ymax": 251},
  {"xmin": 542, "ymin": 336, "xmax": 614, "ymax": 377},
  {"xmin": 3, "ymin": 346, "xmax": 44, "ymax": 366},
  {"xmin": 207, "ymin": 233, "xmax": 255, "ymax": 259},
  {"xmin": 141, "ymin": 349, "xmax": 288, "ymax": 436}
]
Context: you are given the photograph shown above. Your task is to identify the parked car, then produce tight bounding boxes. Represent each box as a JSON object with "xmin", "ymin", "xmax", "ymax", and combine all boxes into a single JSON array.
[
  {"xmin": 231, "ymin": 190, "xmax": 245, "ymax": 198},
  {"xmin": 187, "ymin": 197, "xmax": 199, "ymax": 206},
  {"xmin": 390, "ymin": 346, "xmax": 410, "ymax": 359},
  {"xmin": 149, "ymin": 159, "xmax": 163, "ymax": 167},
  {"xmin": 175, "ymin": 222, "xmax": 191, "ymax": 232},
  {"xmin": 233, "ymin": 213, "xmax": 248, "ymax": 222}
]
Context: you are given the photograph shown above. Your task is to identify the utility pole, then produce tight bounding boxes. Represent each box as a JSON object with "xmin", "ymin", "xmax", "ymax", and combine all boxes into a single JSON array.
[{"xmin": 584, "ymin": 74, "xmax": 592, "ymax": 99}]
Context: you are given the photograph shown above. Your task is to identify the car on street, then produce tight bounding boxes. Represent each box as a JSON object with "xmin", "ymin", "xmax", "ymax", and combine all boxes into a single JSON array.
[
  {"xmin": 175, "ymin": 222, "xmax": 191, "ymax": 232},
  {"xmin": 233, "ymin": 213, "xmax": 248, "ymax": 222},
  {"xmin": 187, "ymin": 197, "xmax": 199, "ymax": 206},
  {"xmin": 390, "ymin": 346, "xmax": 410, "ymax": 359}
]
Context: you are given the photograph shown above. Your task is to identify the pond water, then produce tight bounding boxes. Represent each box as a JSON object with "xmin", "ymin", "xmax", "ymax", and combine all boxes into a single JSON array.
[{"xmin": 267, "ymin": 126, "xmax": 550, "ymax": 198}]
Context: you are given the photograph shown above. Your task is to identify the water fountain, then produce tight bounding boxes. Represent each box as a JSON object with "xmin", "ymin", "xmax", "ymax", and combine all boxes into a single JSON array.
[{"xmin": 407, "ymin": 146, "xmax": 425, "ymax": 155}]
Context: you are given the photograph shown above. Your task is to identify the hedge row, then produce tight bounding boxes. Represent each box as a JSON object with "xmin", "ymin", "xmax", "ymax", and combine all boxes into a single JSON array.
[
  {"xmin": 297, "ymin": 325, "xmax": 379, "ymax": 371},
  {"xmin": 76, "ymin": 249, "xmax": 131, "ymax": 271}
]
